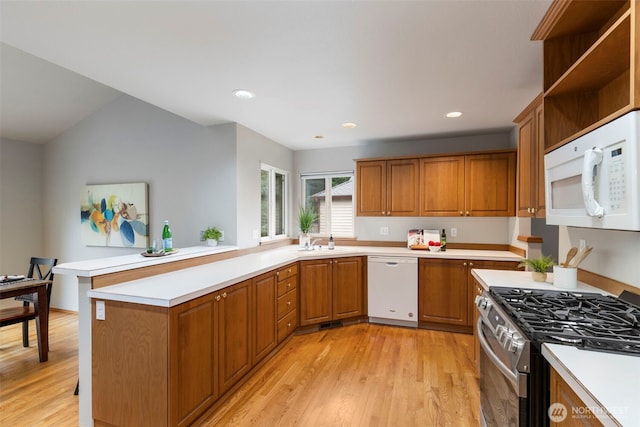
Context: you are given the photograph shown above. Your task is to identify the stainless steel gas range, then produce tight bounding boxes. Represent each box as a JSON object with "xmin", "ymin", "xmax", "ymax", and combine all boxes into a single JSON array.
[{"xmin": 475, "ymin": 287, "xmax": 640, "ymax": 427}]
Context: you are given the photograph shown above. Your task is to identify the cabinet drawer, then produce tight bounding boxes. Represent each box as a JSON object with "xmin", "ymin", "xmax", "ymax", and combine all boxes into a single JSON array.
[
  {"xmin": 277, "ymin": 263, "xmax": 297, "ymax": 281},
  {"xmin": 277, "ymin": 288, "xmax": 297, "ymax": 320},
  {"xmin": 277, "ymin": 308, "xmax": 297, "ymax": 342},
  {"xmin": 277, "ymin": 276, "xmax": 297, "ymax": 297}
]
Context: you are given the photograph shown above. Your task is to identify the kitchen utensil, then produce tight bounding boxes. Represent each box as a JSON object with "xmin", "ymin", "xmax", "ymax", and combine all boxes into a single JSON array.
[
  {"xmin": 568, "ymin": 247, "xmax": 592, "ymax": 268},
  {"xmin": 561, "ymin": 247, "xmax": 578, "ymax": 267}
]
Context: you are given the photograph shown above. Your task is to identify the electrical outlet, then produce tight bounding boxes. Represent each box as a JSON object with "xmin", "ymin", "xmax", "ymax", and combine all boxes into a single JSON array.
[
  {"xmin": 219, "ymin": 231, "xmax": 225, "ymax": 242},
  {"xmin": 380, "ymin": 226, "xmax": 389, "ymax": 235},
  {"xmin": 96, "ymin": 301, "xmax": 105, "ymax": 321},
  {"xmin": 579, "ymin": 239, "xmax": 587, "ymax": 250},
  {"xmin": 450, "ymin": 227, "xmax": 457, "ymax": 237}
]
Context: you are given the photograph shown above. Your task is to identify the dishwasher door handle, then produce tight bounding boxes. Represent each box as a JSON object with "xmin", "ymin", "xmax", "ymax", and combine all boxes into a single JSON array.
[{"xmin": 385, "ymin": 262, "xmax": 399, "ymax": 267}]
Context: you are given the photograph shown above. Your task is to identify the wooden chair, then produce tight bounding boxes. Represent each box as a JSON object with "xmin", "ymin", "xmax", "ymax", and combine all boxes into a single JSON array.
[{"xmin": 13, "ymin": 257, "xmax": 58, "ymax": 347}]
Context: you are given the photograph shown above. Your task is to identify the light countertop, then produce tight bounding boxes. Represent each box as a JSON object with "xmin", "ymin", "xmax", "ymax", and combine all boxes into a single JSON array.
[
  {"xmin": 471, "ymin": 269, "xmax": 606, "ymax": 293},
  {"xmin": 81, "ymin": 245, "xmax": 521, "ymax": 307},
  {"xmin": 543, "ymin": 344, "xmax": 640, "ymax": 426}
]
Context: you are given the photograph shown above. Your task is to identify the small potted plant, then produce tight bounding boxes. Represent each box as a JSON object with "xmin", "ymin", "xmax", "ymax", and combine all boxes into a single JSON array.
[
  {"xmin": 298, "ymin": 205, "xmax": 317, "ymax": 248},
  {"xmin": 202, "ymin": 226, "xmax": 222, "ymax": 247},
  {"xmin": 518, "ymin": 254, "xmax": 555, "ymax": 282}
]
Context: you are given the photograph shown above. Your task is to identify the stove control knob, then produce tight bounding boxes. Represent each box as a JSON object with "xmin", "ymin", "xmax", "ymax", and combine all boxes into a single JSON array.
[
  {"xmin": 496, "ymin": 325, "xmax": 508, "ymax": 341},
  {"xmin": 508, "ymin": 336, "xmax": 524, "ymax": 353},
  {"xmin": 474, "ymin": 295, "xmax": 491, "ymax": 310}
]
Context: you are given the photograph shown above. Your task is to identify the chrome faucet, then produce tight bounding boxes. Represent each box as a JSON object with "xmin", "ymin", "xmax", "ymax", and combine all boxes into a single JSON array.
[{"xmin": 310, "ymin": 238, "xmax": 323, "ymax": 249}]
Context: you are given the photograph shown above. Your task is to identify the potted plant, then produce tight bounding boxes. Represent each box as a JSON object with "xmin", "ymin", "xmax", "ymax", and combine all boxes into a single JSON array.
[
  {"xmin": 298, "ymin": 205, "xmax": 317, "ymax": 248},
  {"xmin": 518, "ymin": 254, "xmax": 555, "ymax": 282},
  {"xmin": 202, "ymin": 226, "xmax": 222, "ymax": 246}
]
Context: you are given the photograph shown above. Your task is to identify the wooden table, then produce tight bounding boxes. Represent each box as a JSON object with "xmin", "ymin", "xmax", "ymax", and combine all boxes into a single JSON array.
[{"xmin": 0, "ymin": 279, "xmax": 51, "ymax": 362}]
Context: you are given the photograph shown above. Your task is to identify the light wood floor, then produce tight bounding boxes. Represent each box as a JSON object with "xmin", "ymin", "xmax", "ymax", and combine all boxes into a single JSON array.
[{"xmin": 0, "ymin": 312, "xmax": 480, "ymax": 426}]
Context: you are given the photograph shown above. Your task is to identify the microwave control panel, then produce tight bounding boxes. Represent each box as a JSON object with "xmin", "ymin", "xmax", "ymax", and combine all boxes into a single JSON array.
[{"xmin": 607, "ymin": 143, "xmax": 626, "ymax": 212}]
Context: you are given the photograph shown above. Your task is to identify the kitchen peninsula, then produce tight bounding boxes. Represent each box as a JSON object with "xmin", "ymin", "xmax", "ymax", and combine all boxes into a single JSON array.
[{"xmin": 55, "ymin": 244, "xmax": 521, "ymax": 427}]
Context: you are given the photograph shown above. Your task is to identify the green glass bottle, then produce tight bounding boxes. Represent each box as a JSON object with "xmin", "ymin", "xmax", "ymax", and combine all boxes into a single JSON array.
[{"xmin": 162, "ymin": 220, "xmax": 173, "ymax": 252}]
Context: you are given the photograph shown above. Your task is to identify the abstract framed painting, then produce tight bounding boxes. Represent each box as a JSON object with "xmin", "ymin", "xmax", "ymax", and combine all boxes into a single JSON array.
[{"xmin": 81, "ymin": 183, "xmax": 149, "ymax": 248}]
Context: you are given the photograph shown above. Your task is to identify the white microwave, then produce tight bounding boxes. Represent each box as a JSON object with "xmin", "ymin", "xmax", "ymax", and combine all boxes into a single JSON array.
[{"xmin": 544, "ymin": 110, "xmax": 640, "ymax": 231}]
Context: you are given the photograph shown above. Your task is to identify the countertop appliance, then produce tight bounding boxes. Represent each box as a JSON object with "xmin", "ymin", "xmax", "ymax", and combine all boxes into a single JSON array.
[
  {"xmin": 475, "ymin": 287, "xmax": 640, "ymax": 427},
  {"xmin": 544, "ymin": 110, "xmax": 640, "ymax": 231},
  {"xmin": 367, "ymin": 256, "xmax": 417, "ymax": 327}
]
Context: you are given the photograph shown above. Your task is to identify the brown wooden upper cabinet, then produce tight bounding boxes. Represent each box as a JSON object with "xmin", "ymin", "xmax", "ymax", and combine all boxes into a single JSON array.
[
  {"xmin": 532, "ymin": 0, "xmax": 639, "ymax": 151},
  {"xmin": 514, "ymin": 94, "xmax": 545, "ymax": 218},
  {"xmin": 356, "ymin": 159, "xmax": 420, "ymax": 216},
  {"xmin": 421, "ymin": 152, "xmax": 516, "ymax": 217}
]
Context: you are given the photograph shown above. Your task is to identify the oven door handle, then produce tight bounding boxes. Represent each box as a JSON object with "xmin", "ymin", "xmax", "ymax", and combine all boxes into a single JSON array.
[{"xmin": 476, "ymin": 318, "xmax": 519, "ymax": 389}]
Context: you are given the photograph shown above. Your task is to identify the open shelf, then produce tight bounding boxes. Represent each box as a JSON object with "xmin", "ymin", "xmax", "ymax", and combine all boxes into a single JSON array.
[{"xmin": 532, "ymin": 0, "xmax": 637, "ymax": 150}]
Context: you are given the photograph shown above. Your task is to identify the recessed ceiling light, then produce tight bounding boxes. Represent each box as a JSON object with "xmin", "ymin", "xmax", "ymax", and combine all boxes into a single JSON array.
[
  {"xmin": 232, "ymin": 89, "xmax": 255, "ymax": 99},
  {"xmin": 342, "ymin": 122, "xmax": 357, "ymax": 129},
  {"xmin": 445, "ymin": 111, "xmax": 462, "ymax": 118}
]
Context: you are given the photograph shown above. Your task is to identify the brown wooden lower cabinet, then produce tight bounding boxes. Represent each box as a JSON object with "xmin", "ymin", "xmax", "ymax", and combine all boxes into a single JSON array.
[
  {"xmin": 93, "ymin": 278, "xmax": 258, "ymax": 427},
  {"xmin": 550, "ymin": 367, "xmax": 605, "ymax": 427},
  {"xmin": 418, "ymin": 258, "xmax": 520, "ymax": 334},
  {"xmin": 299, "ymin": 256, "xmax": 364, "ymax": 326}
]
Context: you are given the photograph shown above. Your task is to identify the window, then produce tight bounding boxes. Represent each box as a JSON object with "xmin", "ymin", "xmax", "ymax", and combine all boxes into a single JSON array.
[
  {"xmin": 301, "ymin": 172, "xmax": 354, "ymax": 237},
  {"xmin": 261, "ymin": 164, "xmax": 288, "ymax": 240}
]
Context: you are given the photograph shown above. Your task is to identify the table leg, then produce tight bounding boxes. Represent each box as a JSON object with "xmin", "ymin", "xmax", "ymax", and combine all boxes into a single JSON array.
[{"xmin": 34, "ymin": 286, "xmax": 49, "ymax": 362}]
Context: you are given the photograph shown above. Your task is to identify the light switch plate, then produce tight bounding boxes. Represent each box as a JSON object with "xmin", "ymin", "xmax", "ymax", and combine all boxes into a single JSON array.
[{"xmin": 96, "ymin": 300, "xmax": 105, "ymax": 320}]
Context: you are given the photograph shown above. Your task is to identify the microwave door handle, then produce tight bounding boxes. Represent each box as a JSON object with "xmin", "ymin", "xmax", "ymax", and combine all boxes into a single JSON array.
[{"xmin": 582, "ymin": 147, "xmax": 605, "ymax": 218}]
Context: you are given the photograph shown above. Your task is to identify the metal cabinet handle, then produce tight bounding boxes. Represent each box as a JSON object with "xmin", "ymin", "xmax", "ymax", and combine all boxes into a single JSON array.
[
  {"xmin": 463, "ymin": 262, "xmax": 467, "ymax": 266},
  {"xmin": 287, "ymin": 283, "xmax": 291, "ymax": 288},
  {"xmin": 466, "ymin": 211, "xmax": 470, "ymax": 216},
  {"xmin": 287, "ymin": 301, "xmax": 291, "ymax": 306},
  {"xmin": 222, "ymin": 292, "xmax": 227, "ymax": 299},
  {"xmin": 469, "ymin": 262, "xmax": 474, "ymax": 267},
  {"xmin": 276, "ymin": 271, "xmax": 280, "ymax": 276},
  {"xmin": 459, "ymin": 211, "xmax": 464, "ymax": 216},
  {"xmin": 215, "ymin": 295, "xmax": 221, "ymax": 301},
  {"xmin": 288, "ymin": 268, "xmax": 292, "ymax": 273},
  {"xmin": 287, "ymin": 322, "xmax": 291, "ymax": 328}
]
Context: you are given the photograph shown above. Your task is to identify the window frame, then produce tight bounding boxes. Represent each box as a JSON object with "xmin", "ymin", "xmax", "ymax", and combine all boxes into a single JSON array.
[
  {"xmin": 261, "ymin": 163, "xmax": 289, "ymax": 242},
  {"xmin": 300, "ymin": 171, "xmax": 354, "ymax": 238}
]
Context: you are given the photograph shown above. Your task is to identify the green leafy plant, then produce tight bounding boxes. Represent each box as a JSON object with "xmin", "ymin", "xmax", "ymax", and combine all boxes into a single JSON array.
[
  {"xmin": 518, "ymin": 254, "xmax": 555, "ymax": 272},
  {"xmin": 202, "ymin": 226, "xmax": 222, "ymax": 241},
  {"xmin": 298, "ymin": 205, "xmax": 317, "ymax": 234}
]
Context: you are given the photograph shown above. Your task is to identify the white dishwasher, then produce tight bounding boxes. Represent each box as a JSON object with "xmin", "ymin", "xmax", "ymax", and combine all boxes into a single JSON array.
[{"xmin": 367, "ymin": 256, "xmax": 418, "ymax": 327}]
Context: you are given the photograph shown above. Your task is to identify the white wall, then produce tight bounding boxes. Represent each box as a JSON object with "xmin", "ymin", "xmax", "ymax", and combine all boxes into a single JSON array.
[
  {"xmin": 0, "ymin": 139, "xmax": 46, "ymax": 308},
  {"xmin": 559, "ymin": 226, "xmax": 640, "ymax": 290},
  {"xmin": 40, "ymin": 95, "xmax": 246, "ymax": 310}
]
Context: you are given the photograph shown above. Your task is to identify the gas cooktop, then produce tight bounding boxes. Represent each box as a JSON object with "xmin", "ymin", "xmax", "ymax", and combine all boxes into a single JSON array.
[{"xmin": 489, "ymin": 287, "xmax": 640, "ymax": 357}]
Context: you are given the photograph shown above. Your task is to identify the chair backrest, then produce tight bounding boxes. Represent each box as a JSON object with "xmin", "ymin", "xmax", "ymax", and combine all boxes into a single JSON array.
[{"xmin": 27, "ymin": 257, "xmax": 58, "ymax": 303}]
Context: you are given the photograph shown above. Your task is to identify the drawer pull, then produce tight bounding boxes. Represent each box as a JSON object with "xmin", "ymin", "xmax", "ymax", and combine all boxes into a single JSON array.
[
  {"xmin": 288, "ymin": 268, "xmax": 292, "ymax": 273},
  {"xmin": 287, "ymin": 322, "xmax": 291, "ymax": 328},
  {"xmin": 287, "ymin": 301, "xmax": 291, "ymax": 306},
  {"xmin": 287, "ymin": 283, "xmax": 291, "ymax": 288}
]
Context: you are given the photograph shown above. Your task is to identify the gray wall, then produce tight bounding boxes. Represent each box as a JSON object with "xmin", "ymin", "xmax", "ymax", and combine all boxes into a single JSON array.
[
  {"xmin": 40, "ymin": 95, "xmax": 250, "ymax": 310},
  {"xmin": 0, "ymin": 138, "xmax": 45, "ymax": 283}
]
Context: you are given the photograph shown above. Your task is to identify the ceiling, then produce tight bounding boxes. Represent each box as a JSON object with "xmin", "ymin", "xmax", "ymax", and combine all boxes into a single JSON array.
[{"xmin": 0, "ymin": 0, "xmax": 552, "ymax": 150}]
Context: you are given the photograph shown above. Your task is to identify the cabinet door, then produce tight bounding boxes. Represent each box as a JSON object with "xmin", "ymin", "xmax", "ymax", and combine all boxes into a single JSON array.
[
  {"xmin": 387, "ymin": 159, "xmax": 420, "ymax": 216},
  {"xmin": 465, "ymin": 152, "xmax": 516, "ymax": 216},
  {"xmin": 332, "ymin": 257, "xmax": 363, "ymax": 320},
  {"xmin": 516, "ymin": 109, "xmax": 536, "ymax": 217},
  {"xmin": 217, "ymin": 280, "xmax": 252, "ymax": 396},
  {"xmin": 170, "ymin": 295, "xmax": 217, "ymax": 427},
  {"xmin": 420, "ymin": 156, "xmax": 465, "ymax": 216},
  {"xmin": 299, "ymin": 259, "xmax": 333, "ymax": 326},
  {"xmin": 356, "ymin": 160, "xmax": 387, "ymax": 216},
  {"xmin": 534, "ymin": 102, "xmax": 546, "ymax": 218},
  {"xmin": 252, "ymin": 271, "xmax": 277, "ymax": 365},
  {"xmin": 418, "ymin": 258, "xmax": 468, "ymax": 326}
]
